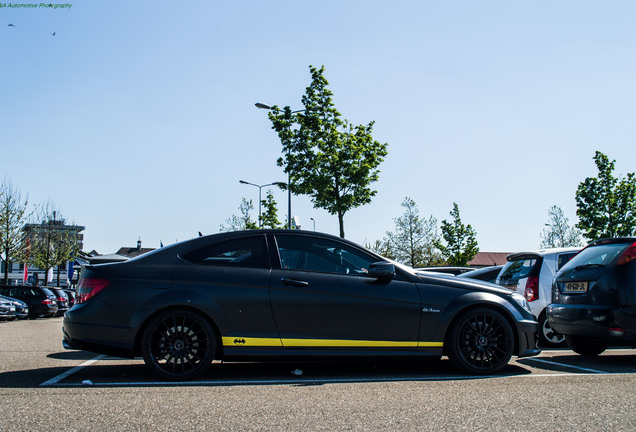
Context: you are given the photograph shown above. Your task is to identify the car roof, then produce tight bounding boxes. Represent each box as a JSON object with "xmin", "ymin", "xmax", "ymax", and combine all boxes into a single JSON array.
[{"xmin": 506, "ymin": 247, "xmax": 581, "ymax": 261}]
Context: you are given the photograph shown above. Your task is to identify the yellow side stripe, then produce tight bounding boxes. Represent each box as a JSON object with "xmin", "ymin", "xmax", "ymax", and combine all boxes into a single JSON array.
[{"xmin": 222, "ymin": 336, "xmax": 443, "ymax": 348}]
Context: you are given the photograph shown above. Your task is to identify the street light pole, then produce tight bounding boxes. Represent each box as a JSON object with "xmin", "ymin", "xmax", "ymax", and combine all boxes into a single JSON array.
[
  {"xmin": 239, "ymin": 180, "xmax": 278, "ymax": 227},
  {"xmin": 255, "ymin": 102, "xmax": 305, "ymax": 229}
]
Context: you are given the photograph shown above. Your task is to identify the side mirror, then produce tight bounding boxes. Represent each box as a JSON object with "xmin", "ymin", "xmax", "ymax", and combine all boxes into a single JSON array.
[{"xmin": 368, "ymin": 261, "xmax": 395, "ymax": 280}]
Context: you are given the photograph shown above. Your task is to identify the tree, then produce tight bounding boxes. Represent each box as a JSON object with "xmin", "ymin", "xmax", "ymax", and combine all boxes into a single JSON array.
[
  {"xmin": 259, "ymin": 191, "xmax": 283, "ymax": 229},
  {"xmin": 219, "ymin": 198, "xmax": 258, "ymax": 232},
  {"xmin": 24, "ymin": 203, "xmax": 82, "ymax": 285},
  {"xmin": 576, "ymin": 151, "xmax": 636, "ymax": 241},
  {"xmin": 384, "ymin": 197, "xmax": 443, "ymax": 267},
  {"xmin": 540, "ymin": 205, "xmax": 582, "ymax": 248},
  {"xmin": 436, "ymin": 202, "xmax": 479, "ymax": 266},
  {"xmin": 365, "ymin": 239, "xmax": 394, "ymax": 259},
  {"xmin": 0, "ymin": 178, "xmax": 33, "ymax": 285},
  {"xmin": 268, "ymin": 65, "xmax": 388, "ymax": 238}
]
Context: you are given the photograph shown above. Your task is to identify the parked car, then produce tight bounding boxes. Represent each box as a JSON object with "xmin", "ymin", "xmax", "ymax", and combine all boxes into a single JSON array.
[
  {"xmin": 0, "ymin": 286, "xmax": 58, "ymax": 319},
  {"xmin": 496, "ymin": 248, "xmax": 580, "ymax": 348},
  {"xmin": 548, "ymin": 237, "xmax": 636, "ymax": 356},
  {"xmin": 458, "ymin": 265, "xmax": 504, "ymax": 284},
  {"xmin": 63, "ymin": 289, "xmax": 76, "ymax": 307},
  {"xmin": 0, "ymin": 295, "xmax": 29, "ymax": 319},
  {"xmin": 50, "ymin": 288, "xmax": 70, "ymax": 316},
  {"xmin": 0, "ymin": 298, "xmax": 16, "ymax": 321},
  {"xmin": 64, "ymin": 230, "xmax": 540, "ymax": 380}
]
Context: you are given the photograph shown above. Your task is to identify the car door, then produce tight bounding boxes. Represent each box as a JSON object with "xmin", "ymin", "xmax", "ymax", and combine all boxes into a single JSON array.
[{"xmin": 269, "ymin": 233, "xmax": 422, "ymax": 350}]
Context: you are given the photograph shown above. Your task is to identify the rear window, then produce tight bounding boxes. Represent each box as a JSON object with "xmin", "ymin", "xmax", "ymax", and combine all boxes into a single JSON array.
[
  {"xmin": 559, "ymin": 243, "xmax": 631, "ymax": 272},
  {"xmin": 497, "ymin": 257, "xmax": 540, "ymax": 288}
]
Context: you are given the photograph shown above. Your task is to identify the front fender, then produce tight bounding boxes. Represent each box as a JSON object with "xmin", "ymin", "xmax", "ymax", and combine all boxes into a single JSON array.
[{"xmin": 433, "ymin": 291, "xmax": 537, "ymax": 355}]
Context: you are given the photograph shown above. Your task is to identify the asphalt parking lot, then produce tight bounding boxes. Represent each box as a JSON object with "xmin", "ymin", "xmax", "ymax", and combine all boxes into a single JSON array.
[{"xmin": 2, "ymin": 317, "xmax": 636, "ymax": 431}]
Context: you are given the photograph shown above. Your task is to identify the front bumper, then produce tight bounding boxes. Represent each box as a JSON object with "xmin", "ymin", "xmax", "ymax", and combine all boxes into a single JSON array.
[{"xmin": 516, "ymin": 318, "xmax": 541, "ymax": 357}]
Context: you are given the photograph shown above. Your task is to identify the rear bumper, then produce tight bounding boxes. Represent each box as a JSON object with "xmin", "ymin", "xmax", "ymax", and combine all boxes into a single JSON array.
[
  {"xmin": 62, "ymin": 305, "xmax": 137, "ymax": 358},
  {"xmin": 548, "ymin": 304, "xmax": 636, "ymax": 343}
]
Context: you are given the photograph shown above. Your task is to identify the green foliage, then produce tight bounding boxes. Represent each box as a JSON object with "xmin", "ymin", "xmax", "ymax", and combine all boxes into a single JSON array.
[
  {"xmin": 540, "ymin": 205, "xmax": 582, "ymax": 248},
  {"xmin": 268, "ymin": 65, "xmax": 388, "ymax": 238},
  {"xmin": 384, "ymin": 197, "xmax": 443, "ymax": 267},
  {"xmin": 260, "ymin": 191, "xmax": 283, "ymax": 229},
  {"xmin": 576, "ymin": 151, "xmax": 636, "ymax": 241},
  {"xmin": 436, "ymin": 202, "xmax": 479, "ymax": 266},
  {"xmin": 0, "ymin": 178, "xmax": 33, "ymax": 285}
]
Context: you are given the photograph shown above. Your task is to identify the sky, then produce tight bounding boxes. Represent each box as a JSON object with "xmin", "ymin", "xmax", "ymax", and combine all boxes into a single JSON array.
[{"xmin": 2, "ymin": 1, "xmax": 636, "ymax": 255}]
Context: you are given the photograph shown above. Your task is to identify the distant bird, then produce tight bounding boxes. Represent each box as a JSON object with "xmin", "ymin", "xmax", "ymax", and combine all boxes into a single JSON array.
[
  {"xmin": 8, "ymin": 24, "xmax": 15, "ymax": 27},
  {"xmin": 52, "ymin": 32, "xmax": 55, "ymax": 36}
]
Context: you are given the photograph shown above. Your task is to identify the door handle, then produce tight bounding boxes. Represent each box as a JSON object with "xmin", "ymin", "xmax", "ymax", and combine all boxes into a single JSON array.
[{"xmin": 281, "ymin": 277, "xmax": 309, "ymax": 288}]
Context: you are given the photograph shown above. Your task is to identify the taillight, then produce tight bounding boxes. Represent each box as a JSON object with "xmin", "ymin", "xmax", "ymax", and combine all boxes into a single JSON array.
[
  {"xmin": 77, "ymin": 278, "xmax": 111, "ymax": 304},
  {"xmin": 42, "ymin": 299, "xmax": 53, "ymax": 305},
  {"xmin": 524, "ymin": 276, "xmax": 539, "ymax": 302},
  {"xmin": 617, "ymin": 241, "xmax": 636, "ymax": 265}
]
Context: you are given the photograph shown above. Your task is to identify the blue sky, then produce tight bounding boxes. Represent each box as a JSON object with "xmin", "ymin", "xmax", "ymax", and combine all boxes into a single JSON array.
[{"xmin": 2, "ymin": 1, "xmax": 636, "ymax": 254}]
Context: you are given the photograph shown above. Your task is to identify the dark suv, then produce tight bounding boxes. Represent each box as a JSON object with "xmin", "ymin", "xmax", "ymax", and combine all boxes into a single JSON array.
[
  {"xmin": 548, "ymin": 237, "xmax": 636, "ymax": 355},
  {"xmin": 0, "ymin": 286, "xmax": 58, "ymax": 319}
]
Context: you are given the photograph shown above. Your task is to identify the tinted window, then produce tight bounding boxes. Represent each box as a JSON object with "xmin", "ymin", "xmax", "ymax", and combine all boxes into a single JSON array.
[
  {"xmin": 560, "ymin": 243, "xmax": 630, "ymax": 272},
  {"xmin": 183, "ymin": 236, "xmax": 269, "ymax": 268},
  {"xmin": 557, "ymin": 252, "xmax": 578, "ymax": 271},
  {"xmin": 276, "ymin": 235, "xmax": 374, "ymax": 275}
]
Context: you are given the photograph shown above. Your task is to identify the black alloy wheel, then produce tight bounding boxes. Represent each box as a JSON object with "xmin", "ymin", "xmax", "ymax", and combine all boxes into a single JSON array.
[
  {"xmin": 538, "ymin": 312, "xmax": 566, "ymax": 348},
  {"xmin": 565, "ymin": 335, "xmax": 608, "ymax": 356},
  {"xmin": 141, "ymin": 309, "xmax": 217, "ymax": 380},
  {"xmin": 447, "ymin": 308, "xmax": 514, "ymax": 374}
]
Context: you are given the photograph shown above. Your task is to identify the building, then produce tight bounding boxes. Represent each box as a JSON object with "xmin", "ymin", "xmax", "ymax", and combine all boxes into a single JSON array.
[{"xmin": 467, "ymin": 252, "xmax": 510, "ymax": 267}]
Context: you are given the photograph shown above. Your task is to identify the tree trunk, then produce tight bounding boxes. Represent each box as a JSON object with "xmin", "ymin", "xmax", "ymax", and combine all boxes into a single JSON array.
[{"xmin": 338, "ymin": 212, "xmax": 345, "ymax": 238}]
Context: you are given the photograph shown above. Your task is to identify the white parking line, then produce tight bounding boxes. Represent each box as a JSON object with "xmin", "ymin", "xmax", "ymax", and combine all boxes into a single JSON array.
[
  {"xmin": 523, "ymin": 357, "xmax": 607, "ymax": 374},
  {"xmin": 40, "ymin": 354, "xmax": 106, "ymax": 386}
]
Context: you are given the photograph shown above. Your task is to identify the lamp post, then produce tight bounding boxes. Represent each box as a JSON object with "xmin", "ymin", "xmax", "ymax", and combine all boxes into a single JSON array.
[
  {"xmin": 239, "ymin": 180, "xmax": 278, "ymax": 227},
  {"xmin": 310, "ymin": 217, "xmax": 316, "ymax": 232},
  {"xmin": 256, "ymin": 102, "xmax": 305, "ymax": 229}
]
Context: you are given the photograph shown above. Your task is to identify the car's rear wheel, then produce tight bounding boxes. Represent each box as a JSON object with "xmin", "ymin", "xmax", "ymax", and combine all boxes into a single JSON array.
[
  {"xmin": 565, "ymin": 335, "xmax": 608, "ymax": 356},
  {"xmin": 447, "ymin": 308, "xmax": 514, "ymax": 374},
  {"xmin": 538, "ymin": 312, "xmax": 566, "ymax": 348},
  {"xmin": 141, "ymin": 309, "xmax": 217, "ymax": 380}
]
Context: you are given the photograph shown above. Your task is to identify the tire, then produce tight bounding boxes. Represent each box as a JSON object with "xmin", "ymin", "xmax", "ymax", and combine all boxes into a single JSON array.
[
  {"xmin": 565, "ymin": 335, "xmax": 608, "ymax": 356},
  {"xmin": 141, "ymin": 309, "xmax": 217, "ymax": 380},
  {"xmin": 538, "ymin": 312, "xmax": 566, "ymax": 348},
  {"xmin": 447, "ymin": 308, "xmax": 515, "ymax": 374}
]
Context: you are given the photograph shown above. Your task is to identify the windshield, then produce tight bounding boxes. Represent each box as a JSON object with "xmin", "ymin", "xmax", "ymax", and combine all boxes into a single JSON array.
[{"xmin": 559, "ymin": 243, "xmax": 630, "ymax": 272}]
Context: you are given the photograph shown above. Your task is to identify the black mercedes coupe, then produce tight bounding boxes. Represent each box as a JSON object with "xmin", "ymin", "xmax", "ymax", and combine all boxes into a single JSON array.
[{"xmin": 63, "ymin": 230, "xmax": 539, "ymax": 380}]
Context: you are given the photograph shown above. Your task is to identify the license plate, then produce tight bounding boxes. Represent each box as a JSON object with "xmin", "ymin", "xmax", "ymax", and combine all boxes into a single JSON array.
[{"xmin": 563, "ymin": 281, "xmax": 588, "ymax": 293}]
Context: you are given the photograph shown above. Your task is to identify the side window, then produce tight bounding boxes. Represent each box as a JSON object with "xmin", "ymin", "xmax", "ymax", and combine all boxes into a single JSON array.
[
  {"xmin": 557, "ymin": 253, "xmax": 577, "ymax": 271},
  {"xmin": 182, "ymin": 236, "xmax": 269, "ymax": 269},
  {"xmin": 276, "ymin": 235, "xmax": 374, "ymax": 275}
]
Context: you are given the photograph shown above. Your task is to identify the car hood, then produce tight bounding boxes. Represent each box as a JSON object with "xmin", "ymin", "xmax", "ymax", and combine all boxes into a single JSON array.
[{"xmin": 414, "ymin": 271, "xmax": 513, "ymax": 296}]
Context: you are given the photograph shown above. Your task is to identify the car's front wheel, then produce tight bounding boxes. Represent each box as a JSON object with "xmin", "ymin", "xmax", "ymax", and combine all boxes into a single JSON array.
[
  {"xmin": 565, "ymin": 335, "xmax": 608, "ymax": 356},
  {"xmin": 141, "ymin": 309, "xmax": 217, "ymax": 380},
  {"xmin": 538, "ymin": 312, "xmax": 566, "ymax": 348},
  {"xmin": 447, "ymin": 308, "xmax": 514, "ymax": 374}
]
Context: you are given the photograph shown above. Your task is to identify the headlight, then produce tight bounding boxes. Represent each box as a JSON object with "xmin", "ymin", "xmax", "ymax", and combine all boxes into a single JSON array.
[{"xmin": 511, "ymin": 292, "xmax": 532, "ymax": 314}]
